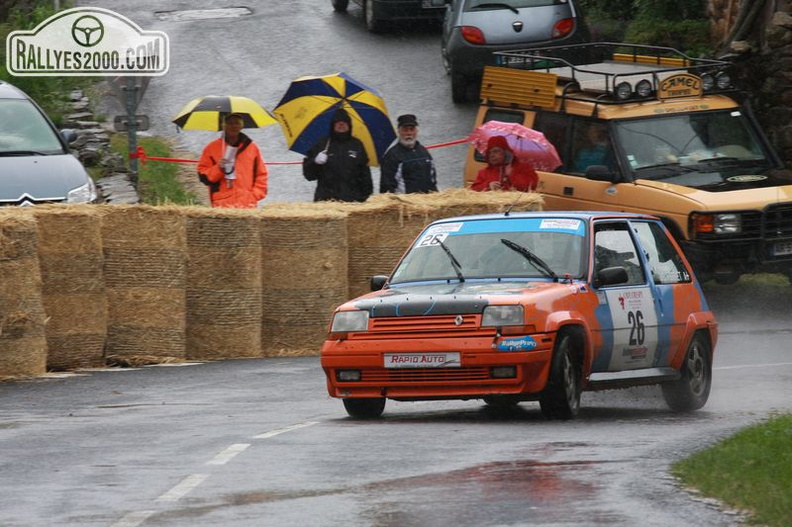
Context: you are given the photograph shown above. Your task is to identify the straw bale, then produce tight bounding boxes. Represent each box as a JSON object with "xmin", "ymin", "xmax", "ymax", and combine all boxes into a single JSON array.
[
  {"xmin": 101, "ymin": 206, "xmax": 187, "ymax": 360},
  {"xmin": 33, "ymin": 206, "xmax": 106, "ymax": 371},
  {"xmin": 259, "ymin": 212, "xmax": 348, "ymax": 357},
  {"xmin": 185, "ymin": 211, "xmax": 262, "ymax": 359},
  {"xmin": 0, "ymin": 212, "xmax": 47, "ymax": 377}
]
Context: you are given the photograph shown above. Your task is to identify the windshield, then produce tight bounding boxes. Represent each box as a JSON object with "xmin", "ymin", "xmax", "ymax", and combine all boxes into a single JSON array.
[
  {"xmin": 390, "ymin": 217, "xmax": 587, "ymax": 284},
  {"xmin": 0, "ymin": 99, "xmax": 64, "ymax": 155},
  {"xmin": 614, "ymin": 110, "xmax": 770, "ymax": 173}
]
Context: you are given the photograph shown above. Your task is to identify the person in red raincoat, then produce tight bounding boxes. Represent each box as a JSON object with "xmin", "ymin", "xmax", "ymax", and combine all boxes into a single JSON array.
[
  {"xmin": 470, "ymin": 135, "xmax": 538, "ymax": 192},
  {"xmin": 197, "ymin": 113, "xmax": 268, "ymax": 208}
]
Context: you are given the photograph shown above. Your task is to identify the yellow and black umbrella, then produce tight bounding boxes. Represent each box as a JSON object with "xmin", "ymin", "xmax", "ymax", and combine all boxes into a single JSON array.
[
  {"xmin": 172, "ymin": 95, "xmax": 277, "ymax": 131},
  {"xmin": 272, "ymin": 72, "xmax": 396, "ymax": 167}
]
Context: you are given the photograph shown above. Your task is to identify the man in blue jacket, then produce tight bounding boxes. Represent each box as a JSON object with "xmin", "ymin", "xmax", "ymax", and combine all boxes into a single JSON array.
[{"xmin": 379, "ymin": 114, "xmax": 438, "ymax": 194}]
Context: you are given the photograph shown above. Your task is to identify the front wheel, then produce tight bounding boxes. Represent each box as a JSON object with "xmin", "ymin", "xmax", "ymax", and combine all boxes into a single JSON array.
[
  {"xmin": 331, "ymin": 0, "xmax": 349, "ymax": 12},
  {"xmin": 343, "ymin": 397, "xmax": 386, "ymax": 419},
  {"xmin": 662, "ymin": 333, "xmax": 712, "ymax": 412},
  {"xmin": 539, "ymin": 333, "xmax": 581, "ymax": 420}
]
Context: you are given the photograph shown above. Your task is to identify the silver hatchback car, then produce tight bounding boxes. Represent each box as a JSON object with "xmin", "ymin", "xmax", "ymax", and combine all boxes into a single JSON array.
[
  {"xmin": 0, "ymin": 81, "xmax": 97, "ymax": 206},
  {"xmin": 441, "ymin": 0, "xmax": 590, "ymax": 103}
]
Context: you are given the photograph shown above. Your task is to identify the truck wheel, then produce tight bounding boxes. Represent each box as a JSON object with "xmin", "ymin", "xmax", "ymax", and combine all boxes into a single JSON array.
[
  {"xmin": 364, "ymin": 0, "xmax": 384, "ymax": 33},
  {"xmin": 539, "ymin": 332, "xmax": 581, "ymax": 420},
  {"xmin": 332, "ymin": 0, "xmax": 349, "ymax": 12},
  {"xmin": 343, "ymin": 397, "xmax": 386, "ymax": 418},
  {"xmin": 662, "ymin": 333, "xmax": 711, "ymax": 412}
]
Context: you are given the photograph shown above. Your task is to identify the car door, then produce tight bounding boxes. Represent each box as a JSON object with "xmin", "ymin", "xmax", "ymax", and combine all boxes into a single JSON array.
[{"xmin": 590, "ymin": 220, "xmax": 660, "ymax": 372}]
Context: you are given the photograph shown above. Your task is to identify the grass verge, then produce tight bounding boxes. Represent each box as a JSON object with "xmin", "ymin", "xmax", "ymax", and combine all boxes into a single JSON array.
[
  {"xmin": 109, "ymin": 134, "xmax": 201, "ymax": 205},
  {"xmin": 672, "ymin": 413, "xmax": 792, "ymax": 526}
]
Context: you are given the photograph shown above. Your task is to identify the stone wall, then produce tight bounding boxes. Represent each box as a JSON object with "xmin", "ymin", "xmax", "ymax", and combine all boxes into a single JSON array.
[{"xmin": 708, "ymin": 0, "xmax": 792, "ymax": 168}]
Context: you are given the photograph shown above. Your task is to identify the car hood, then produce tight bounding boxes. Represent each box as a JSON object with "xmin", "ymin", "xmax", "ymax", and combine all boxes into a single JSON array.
[
  {"xmin": 348, "ymin": 281, "xmax": 573, "ymax": 316},
  {"xmin": 462, "ymin": 5, "xmax": 572, "ymax": 45},
  {"xmin": 0, "ymin": 154, "xmax": 89, "ymax": 201}
]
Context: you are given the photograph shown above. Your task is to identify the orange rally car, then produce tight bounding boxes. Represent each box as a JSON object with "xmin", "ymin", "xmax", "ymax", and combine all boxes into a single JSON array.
[{"xmin": 321, "ymin": 211, "xmax": 717, "ymax": 419}]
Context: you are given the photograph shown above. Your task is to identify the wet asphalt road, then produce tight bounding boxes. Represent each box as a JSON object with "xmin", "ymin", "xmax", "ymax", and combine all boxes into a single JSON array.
[
  {"xmin": 3, "ymin": 2, "xmax": 790, "ymax": 525},
  {"xmin": 80, "ymin": 0, "xmax": 478, "ymax": 203}
]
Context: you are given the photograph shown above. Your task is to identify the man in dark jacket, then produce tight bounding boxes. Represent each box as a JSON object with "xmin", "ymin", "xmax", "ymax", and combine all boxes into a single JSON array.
[
  {"xmin": 303, "ymin": 108, "xmax": 373, "ymax": 202},
  {"xmin": 379, "ymin": 114, "xmax": 437, "ymax": 194}
]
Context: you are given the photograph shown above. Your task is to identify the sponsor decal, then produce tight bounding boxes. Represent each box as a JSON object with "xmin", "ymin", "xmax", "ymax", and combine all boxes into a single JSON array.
[
  {"xmin": 727, "ymin": 174, "xmax": 767, "ymax": 183},
  {"xmin": 6, "ymin": 7, "xmax": 169, "ymax": 76},
  {"xmin": 658, "ymin": 73, "xmax": 702, "ymax": 99},
  {"xmin": 497, "ymin": 336, "xmax": 537, "ymax": 351}
]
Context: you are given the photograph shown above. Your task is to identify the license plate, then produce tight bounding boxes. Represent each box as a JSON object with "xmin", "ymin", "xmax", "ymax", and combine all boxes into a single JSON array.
[
  {"xmin": 384, "ymin": 352, "xmax": 461, "ymax": 369},
  {"xmin": 774, "ymin": 241, "xmax": 792, "ymax": 256}
]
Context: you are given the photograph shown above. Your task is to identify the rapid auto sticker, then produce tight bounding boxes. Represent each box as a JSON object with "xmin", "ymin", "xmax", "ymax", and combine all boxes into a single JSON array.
[{"xmin": 497, "ymin": 336, "xmax": 538, "ymax": 351}]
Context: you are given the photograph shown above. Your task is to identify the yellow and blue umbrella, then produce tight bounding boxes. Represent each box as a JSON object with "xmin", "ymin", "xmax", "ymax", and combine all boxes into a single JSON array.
[
  {"xmin": 273, "ymin": 72, "xmax": 396, "ymax": 167},
  {"xmin": 172, "ymin": 95, "xmax": 277, "ymax": 131}
]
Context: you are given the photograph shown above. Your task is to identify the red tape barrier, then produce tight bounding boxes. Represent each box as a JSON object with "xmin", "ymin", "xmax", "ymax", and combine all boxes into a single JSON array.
[{"xmin": 129, "ymin": 138, "xmax": 470, "ymax": 166}]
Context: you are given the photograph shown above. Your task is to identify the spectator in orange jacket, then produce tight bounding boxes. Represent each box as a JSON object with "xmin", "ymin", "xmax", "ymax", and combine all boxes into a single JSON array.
[
  {"xmin": 470, "ymin": 135, "xmax": 538, "ymax": 192},
  {"xmin": 197, "ymin": 113, "xmax": 268, "ymax": 208}
]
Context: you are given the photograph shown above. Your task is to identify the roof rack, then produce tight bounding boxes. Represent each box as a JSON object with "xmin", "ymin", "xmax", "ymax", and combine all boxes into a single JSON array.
[{"xmin": 491, "ymin": 42, "xmax": 735, "ymax": 103}]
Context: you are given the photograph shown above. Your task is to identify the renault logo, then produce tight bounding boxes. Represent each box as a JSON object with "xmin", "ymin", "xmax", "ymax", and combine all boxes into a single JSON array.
[
  {"xmin": 512, "ymin": 21, "xmax": 523, "ymax": 32},
  {"xmin": 454, "ymin": 315, "xmax": 464, "ymax": 326}
]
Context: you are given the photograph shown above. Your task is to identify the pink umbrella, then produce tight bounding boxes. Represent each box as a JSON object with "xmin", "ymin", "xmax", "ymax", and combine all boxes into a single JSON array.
[{"xmin": 468, "ymin": 120, "xmax": 562, "ymax": 171}]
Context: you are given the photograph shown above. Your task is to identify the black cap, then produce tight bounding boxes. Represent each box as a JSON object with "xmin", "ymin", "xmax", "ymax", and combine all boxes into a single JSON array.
[
  {"xmin": 331, "ymin": 108, "xmax": 351, "ymax": 124},
  {"xmin": 397, "ymin": 114, "xmax": 418, "ymax": 128}
]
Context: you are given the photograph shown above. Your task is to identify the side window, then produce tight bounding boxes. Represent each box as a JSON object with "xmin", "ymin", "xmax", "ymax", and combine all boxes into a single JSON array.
[
  {"xmin": 533, "ymin": 111, "xmax": 570, "ymax": 172},
  {"xmin": 571, "ymin": 120, "xmax": 615, "ymax": 174},
  {"xmin": 473, "ymin": 109, "xmax": 527, "ymax": 162},
  {"xmin": 594, "ymin": 223, "xmax": 646, "ymax": 286},
  {"xmin": 632, "ymin": 222, "xmax": 692, "ymax": 284}
]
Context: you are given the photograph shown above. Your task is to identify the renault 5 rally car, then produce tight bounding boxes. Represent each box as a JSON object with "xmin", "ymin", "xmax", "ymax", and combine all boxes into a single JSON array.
[
  {"xmin": 321, "ymin": 211, "xmax": 717, "ymax": 419},
  {"xmin": 464, "ymin": 42, "xmax": 792, "ymax": 285}
]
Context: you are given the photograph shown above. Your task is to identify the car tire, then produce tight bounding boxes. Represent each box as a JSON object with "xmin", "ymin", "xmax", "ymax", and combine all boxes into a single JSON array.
[
  {"xmin": 331, "ymin": 0, "xmax": 349, "ymax": 12},
  {"xmin": 662, "ymin": 333, "xmax": 711, "ymax": 412},
  {"xmin": 539, "ymin": 332, "xmax": 581, "ymax": 420},
  {"xmin": 343, "ymin": 397, "xmax": 386, "ymax": 418},
  {"xmin": 451, "ymin": 68, "xmax": 469, "ymax": 104},
  {"xmin": 364, "ymin": 0, "xmax": 384, "ymax": 33}
]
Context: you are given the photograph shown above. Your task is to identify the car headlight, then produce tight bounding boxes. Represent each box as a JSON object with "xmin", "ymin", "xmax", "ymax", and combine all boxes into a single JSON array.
[
  {"xmin": 67, "ymin": 178, "xmax": 97, "ymax": 203},
  {"xmin": 481, "ymin": 305, "xmax": 524, "ymax": 327},
  {"xmin": 330, "ymin": 310, "xmax": 369, "ymax": 333},
  {"xmin": 691, "ymin": 213, "xmax": 742, "ymax": 236}
]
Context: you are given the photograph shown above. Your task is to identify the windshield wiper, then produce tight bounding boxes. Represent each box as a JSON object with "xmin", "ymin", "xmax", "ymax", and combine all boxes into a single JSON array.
[
  {"xmin": 501, "ymin": 238, "xmax": 558, "ymax": 281},
  {"xmin": 436, "ymin": 237, "xmax": 465, "ymax": 283},
  {"xmin": 470, "ymin": 3, "xmax": 519, "ymax": 14},
  {"xmin": 0, "ymin": 150, "xmax": 48, "ymax": 156}
]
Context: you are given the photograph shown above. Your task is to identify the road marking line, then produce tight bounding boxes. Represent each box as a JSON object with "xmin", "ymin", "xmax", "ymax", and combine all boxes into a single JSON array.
[
  {"xmin": 110, "ymin": 510, "xmax": 156, "ymax": 527},
  {"xmin": 206, "ymin": 443, "xmax": 250, "ymax": 465},
  {"xmin": 715, "ymin": 361, "xmax": 792, "ymax": 371},
  {"xmin": 155, "ymin": 474, "xmax": 209, "ymax": 503},
  {"xmin": 253, "ymin": 421, "xmax": 318, "ymax": 439}
]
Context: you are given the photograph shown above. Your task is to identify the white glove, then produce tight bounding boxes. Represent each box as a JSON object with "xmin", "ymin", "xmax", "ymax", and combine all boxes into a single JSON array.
[{"xmin": 314, "ymin": 151, "xmax": 328, "ymax": 165}]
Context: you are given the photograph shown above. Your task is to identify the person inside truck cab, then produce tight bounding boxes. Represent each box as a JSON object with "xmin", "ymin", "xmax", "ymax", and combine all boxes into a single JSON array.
[{"xmin": 573, "ymin": 123, "xmax": 615, "ymax": 173}]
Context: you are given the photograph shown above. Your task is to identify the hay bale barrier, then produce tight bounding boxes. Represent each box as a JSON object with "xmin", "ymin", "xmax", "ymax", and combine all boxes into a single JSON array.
[
  {"xmin": 0, "ymin": 211, "xmax": 48, "ymax": 379},
  {"xmin": 259, "ymin": 207, "xmax": 349, "ymax": 356},
  {"xmin": 33, "ymin": 206, "xmax": 106, "ymax": 371},
  {"xmin": 185, "ymin": 208, "xmax": 262, "ymax": 360},
  {"xmin": 101, "ymin": 205, "xmax": 187, "ymax": 363}
]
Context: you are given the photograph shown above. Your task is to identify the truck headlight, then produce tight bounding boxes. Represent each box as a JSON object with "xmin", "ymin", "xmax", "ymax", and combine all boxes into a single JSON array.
[
  {"xmin": 481, "ymin": 305, "xmax": 524, "ymax": 327},
  {"xmin": 691, "ymin": 213, "xmax": 742, "ymax": 236},
  {"xmin": 330, "ymin": 310, "xmax": 369, "ymax": 333}
]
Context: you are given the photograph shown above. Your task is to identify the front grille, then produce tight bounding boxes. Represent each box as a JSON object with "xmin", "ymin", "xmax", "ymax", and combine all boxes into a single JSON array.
[
  {"xmin": 362, "ymin": 367, "xmax": 491, "ymax": 383},
  {"xmin": 764, "ymin": 204, "xmax": 792, "ymax": 240},
  {"xmin": 0, "ymin": 197, "xmax": 64, "ymax": 207},
  {"xmin": 367, "ymin": 314, "xmax": 482, "ymax": 336}
]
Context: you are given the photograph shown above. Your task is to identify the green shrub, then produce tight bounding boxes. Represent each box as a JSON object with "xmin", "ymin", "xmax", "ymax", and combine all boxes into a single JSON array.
[
  {"xmin": 625, "ymin": 18, "xmax": 714, "ymax": 57},
  {"xmin": 634, "ymin": 0, "xmax": 706, "ymax": 21}
]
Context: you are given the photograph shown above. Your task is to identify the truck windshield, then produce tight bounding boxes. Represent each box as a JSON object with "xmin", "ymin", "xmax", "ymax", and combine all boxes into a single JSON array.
[{"xmin": 614, "ymin": 110, "xmax": 770, "ymax": 172}]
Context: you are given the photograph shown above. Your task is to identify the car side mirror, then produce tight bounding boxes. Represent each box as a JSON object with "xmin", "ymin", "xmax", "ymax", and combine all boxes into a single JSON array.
[
  {"xmin": 594, "ymin": 266, "xmax": 629, "ymax": 288},
  {"xmin": 60, "ymin": 129, "xmax": 77, "ymax": 143},
  {"xmin": 370, "ymin": 275, "xmax": 389, "ymax": 291},
  {"xmin": 585, "ymin": 165, "xmax": 618, "ymax": 183}
]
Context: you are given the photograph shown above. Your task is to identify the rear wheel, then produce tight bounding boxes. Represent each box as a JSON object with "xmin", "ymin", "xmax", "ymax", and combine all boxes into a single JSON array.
[
  {"xmin": 539, "ymin": 332, "xmax": 581, "ymax": 420},
  {"xmin": 331, "ymin": 0, "xmax": 349, "ymax": 12},
  {"xmin": 364, "ymin": 0, "xmax": 384, "ymax": 33},
  {"xmin": 662, "ymin": 333, "xmax": 711, "ymax": 412},
  {"xmin": 343, "ymin": 397, "xmax": 386, "ymax": 419},
  {"xmin": 450, "ymin": 68, "xmax": 469, "ymax": 104}
]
